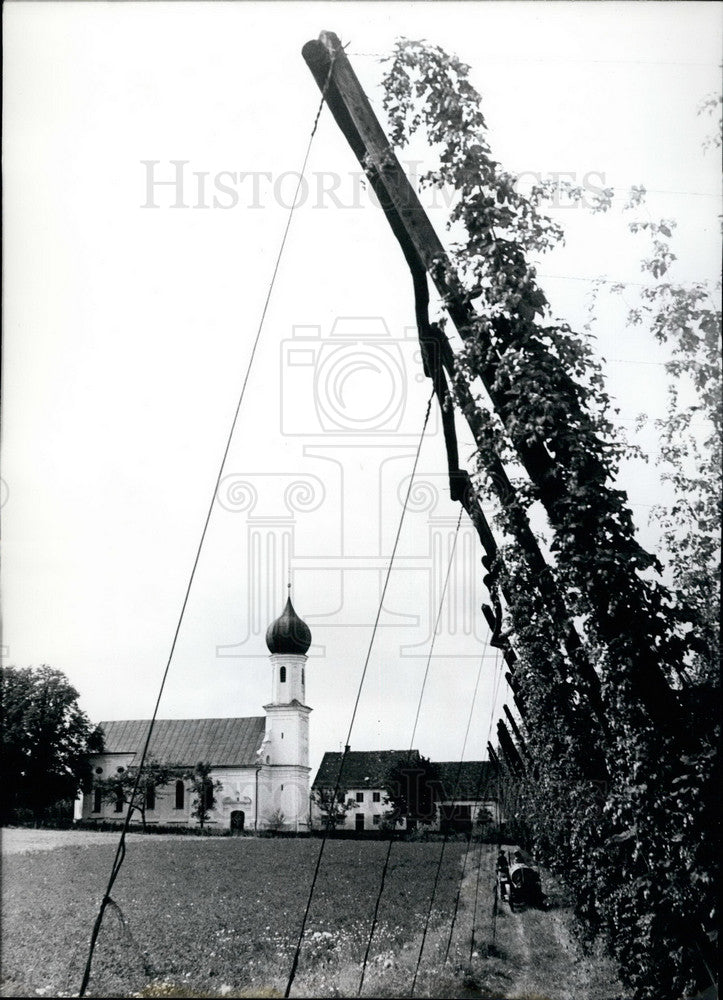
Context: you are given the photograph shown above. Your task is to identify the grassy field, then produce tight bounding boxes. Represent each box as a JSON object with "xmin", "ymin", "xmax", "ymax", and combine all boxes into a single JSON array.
[{"xmin": 1, "ymin": 830, "xmax": 624, "ymax": 999}]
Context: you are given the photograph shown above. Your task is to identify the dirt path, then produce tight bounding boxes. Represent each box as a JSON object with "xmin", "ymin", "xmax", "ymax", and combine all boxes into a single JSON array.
[{"xmin": 462, "ymin": 847, "xmax": 625, "ymax": 1000}]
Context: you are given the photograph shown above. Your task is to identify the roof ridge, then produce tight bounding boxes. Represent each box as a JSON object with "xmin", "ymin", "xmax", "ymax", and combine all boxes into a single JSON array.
[{"xmin": 99, "ymin": 716, "xmax": 265, "ymax": 725}]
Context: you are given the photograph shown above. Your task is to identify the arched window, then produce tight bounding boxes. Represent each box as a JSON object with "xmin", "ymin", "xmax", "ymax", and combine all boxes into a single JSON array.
[
  {"xmin": 145, "ymin": 783, "xmax": 156, "ymax": 811},
  {"xmin": 279, "ymin": 666, "xmax": 286, "ymax": 683},
  {"xmin": 175, "ymin": 780, "xmax": 185, "ymax": 810},
  {"xmin": 203, "ymin": 779, "xmax": 214, "ymax": 811},
  {"xmin": 114, "ymin": 787, "xmax": 123, "ymax": 813},
  {"xmin": 93, "ymin": 787, "xmax": 102, "ymax": 813}
]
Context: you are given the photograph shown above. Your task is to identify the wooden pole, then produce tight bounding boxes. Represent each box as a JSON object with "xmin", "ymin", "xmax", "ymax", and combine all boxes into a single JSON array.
[{"xmin": 302, "ymin": 31, "xmax": 684, "ymax": 743}]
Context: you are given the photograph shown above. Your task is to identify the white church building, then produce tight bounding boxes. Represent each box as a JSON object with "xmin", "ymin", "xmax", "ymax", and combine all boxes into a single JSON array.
[{"xmin": 75, "ymin": 594, "xmax": 313, "ymax": 833}]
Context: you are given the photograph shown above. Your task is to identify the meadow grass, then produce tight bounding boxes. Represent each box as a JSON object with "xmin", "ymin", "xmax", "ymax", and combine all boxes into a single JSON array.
[
  {"xmin": 1, "ymin": 833, "xmax": 623, "ymax": 999},
  {"xmin": 2, "ymin": 834, "xmax": 468, "ymax": 997}
]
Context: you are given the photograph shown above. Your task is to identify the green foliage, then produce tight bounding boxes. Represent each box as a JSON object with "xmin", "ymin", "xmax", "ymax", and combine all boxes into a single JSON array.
[
  {"xmin": 94, "ymin": 757, "xmax": 184, "ymax": 830},
  {"xmin": 184, "ymin": 761, "xmax": 222, "ymax": 829},
  {"xmin": 383, "ymin": 755, "xmax": 437, "ymax": 827},
  {"xmin": 381, "ymin": 39, "xmax": 719, "ymax": 998},
  {"xmin": 311, "ymin": 786, "xmax": 354, "ymax": 830},
  {"xmin": 0, "ymin": 664, "xmax": 103, "ymax": 823},
  {"xmin": 264, "ymin": 808, "xmax": 287, "ymax": 833}
]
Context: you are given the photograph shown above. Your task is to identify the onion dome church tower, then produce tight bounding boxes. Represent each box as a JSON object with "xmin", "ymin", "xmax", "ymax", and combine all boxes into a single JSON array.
[{"xmin": 257, "ymin": 588, "xmax": 312, "ymax": 831}]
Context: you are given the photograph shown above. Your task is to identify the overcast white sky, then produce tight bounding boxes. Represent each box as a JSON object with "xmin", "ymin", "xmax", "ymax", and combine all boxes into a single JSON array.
[{"xmin": 3, "ymin": 1, "xmax": 721, "ymax": 777}]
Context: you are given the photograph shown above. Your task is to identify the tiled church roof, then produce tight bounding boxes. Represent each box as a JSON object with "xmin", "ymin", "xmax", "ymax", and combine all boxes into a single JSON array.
[
  {"xmin": 312, "ymin": 750, "xmax": 422, "ymax": 789},
  {"xmin": 98, "ymin": 717, "xmax": 266, "ymax": 767}
]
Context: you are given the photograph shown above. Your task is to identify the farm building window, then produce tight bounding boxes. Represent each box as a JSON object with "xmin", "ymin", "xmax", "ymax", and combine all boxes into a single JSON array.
[
  {"xmin": 93, "ymin": 788, "xmax": 102, "ymax": 812},
  {"xmin": 175, "ymin": 780, "xmax": 184, "ymax": 809},
  {"xmin": 373, "ymin": 791, "xmax": 381, "ymax": 802},
  {"xmin": 279, "ymin": 666, "xmax": 286, "ymax": 683},
  {"xmin": 114, "ymin": 788, "xmax": 123, "ymax": 812},
  {"xmin": 372, "ymin": 815, "xmax": 380, "ymax": 826},
  {"xmin": 356, "ymin": 792, "xmax": 364, "ymax": 802},
  {"xmin": 145, "ymin": 783, "xmax": 156, "ymax": 811}
]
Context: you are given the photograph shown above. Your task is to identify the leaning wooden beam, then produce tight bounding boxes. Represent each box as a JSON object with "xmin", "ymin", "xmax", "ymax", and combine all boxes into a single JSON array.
[
  {"xmin": 302, "ymin": 32, "xmax": 566, "ymax": 502},
  {"xmin": 302, "ymin": 31, "xmax": 609, "ymax": 741},
  {"xmin": 303, "ymin": 32, "xmax": 689, "ymax": 751},
  {"xmin": 497, "ymin": 719, "xmax": 526, "ymax": 778}
]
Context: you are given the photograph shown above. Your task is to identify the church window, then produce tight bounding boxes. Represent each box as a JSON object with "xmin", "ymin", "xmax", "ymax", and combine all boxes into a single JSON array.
[
  {"xmin": 281, "ymin": 732, "xmax": 284, "ymax": 739},
  {"xmin": 203, "ymin": 779, "xmax": 214, "ymax": 810},
  {"xmin": 280, "ymin": 666, "xmax": 286, "ymax": 683},
  {"xmin": 373, "ymin": 791, "xmax": 381, "ymax": 803},
  {"xmin": 281, "ymin": 784, "xmax": 284, "ymax": 791},
  {"xmin": 302, "ymin": 668, "xmax": 305, "ymax": 685},
  {"xmin": 356, "ymin": 791, "xmax": 364, "ymax": 802},
  {"xmin": 114, "ymin": 788, "xmax": 123, "ymax": 812},
  {"xmin": 95, "ymin": 767, "xmax": 103, "ymax": 775},
  {"xmin": 175, "ymin": 780, "xmax": 185, "ymax": 809},
  {"xmin": 93, "ymin": 788, "xmax": 102, "ymax": 812},
  {"xmin": 145, "ymin": 783, "xmax": 156, "ymax": 811}
]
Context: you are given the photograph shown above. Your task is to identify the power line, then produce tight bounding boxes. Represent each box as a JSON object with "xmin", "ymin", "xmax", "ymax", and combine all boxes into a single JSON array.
[
  {"xmin": 284, "ymin": 390, "xmax": 434, "ymax": 999},
  {"xmin": 410, "ymin": 645, "xmax": 502, "ymax": 994},
  {"xmin": 442, "ymin": 634, "xmax": 492, "ymax": 964},
  {"xmin": 349, "ymin": 51, "xmax": 722, "ymax": 69},
  {"xmin": 78, "ymin": 46, "xmax": 338, "ymax": 1000},
  {"xmin": 358, "ymin": 507, "xmax": 464, "ymax": 996}
]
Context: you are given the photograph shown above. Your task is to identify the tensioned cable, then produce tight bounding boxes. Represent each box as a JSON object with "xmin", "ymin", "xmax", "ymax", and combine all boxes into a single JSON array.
[
  {"xmin": 441, "ymin": 629, "xmax": 491, "ymax": 964},
  {"xmin": 410, "ymin": 643, "xmax": 501, "ymax": 994},
  {"xmin": 488, "ymin": 651, "xmax": 506, "ymax": 949},
  {"xmin": 78, "ymin": 53, "xmax": 338, "ymax": 999},
  {"xmin": 357, "ymin": 506, "xmax": 464, "ymax": 996},
  {"xmin": 284, "ymin": 390, "xmax": 434, "ymax": 999},
  {"xmin": 470, "ymin": 649, "xmax": 503, "ymax": 962}
]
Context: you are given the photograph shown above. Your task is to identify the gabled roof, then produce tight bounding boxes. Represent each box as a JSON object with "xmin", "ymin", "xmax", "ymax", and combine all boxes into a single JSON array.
[
  {"xmin": 434, "ymin": 761, "xmax": 498, "ymax": 801},
  {"xmin": 312, "ymin": 750, "xmax": 422, "ymax": 790},
  {"xmin": 97, "ymin": 718, "xmax": 266, "ymax": 768}
]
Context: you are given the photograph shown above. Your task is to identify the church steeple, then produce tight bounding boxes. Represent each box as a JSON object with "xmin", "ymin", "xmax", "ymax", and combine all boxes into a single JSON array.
[
  {"xmin": 265, "ymin": 586, "xmax": 312, "ymax": 656},
  {"xmin": 260, "ymin": 591, "xmax": 312, "ymax": 832}
]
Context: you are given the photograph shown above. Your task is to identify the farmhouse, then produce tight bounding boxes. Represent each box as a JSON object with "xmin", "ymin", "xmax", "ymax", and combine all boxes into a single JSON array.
[
  {"xmin": 75, "ymin": 593, "xmax": 313, "ymax": 832},
  {"xmin": 311, "ymin": 750, "xmax": 500, "ymax": 833}
]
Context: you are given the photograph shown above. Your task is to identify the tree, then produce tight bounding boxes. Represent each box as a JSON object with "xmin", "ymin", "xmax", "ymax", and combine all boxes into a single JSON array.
[
  {"xmin": 383, "ymin": 756, "xmax": 437, "ymax": 830},
  {"xmin": 94, "ymin": 757, "xmax": 183, "ymax": 830},
  {"xmin": 311, "ymin": 786, "xmax": 354, "ymax": 830},
  {"xmin": 264, "ymin": 808, "xmax": 286, "ymax": 833},
  {"xmin": 184, "ymin": 761, "xmax": 222, "ymax": 829},
  {"xmin": 0, "ymin": 665, "xmax": 103, "ymax": 824}
]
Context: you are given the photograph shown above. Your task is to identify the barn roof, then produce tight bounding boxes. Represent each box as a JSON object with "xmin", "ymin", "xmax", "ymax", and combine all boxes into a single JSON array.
[
  {"xmin": 434, "ymin": 761, "xmax": 498, "ymax": 801},
  {"xmin": 312, "ymin": 749, "xmax": 422, "ymax": 789},
  {"xmin": 97, "ymin": 717, "xmax": 266, "ymax": 768}
]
